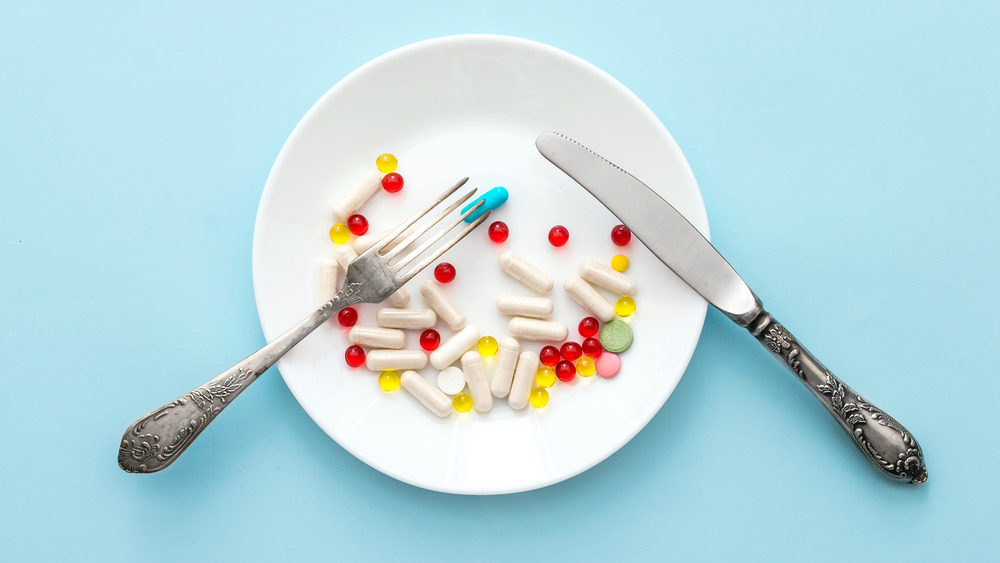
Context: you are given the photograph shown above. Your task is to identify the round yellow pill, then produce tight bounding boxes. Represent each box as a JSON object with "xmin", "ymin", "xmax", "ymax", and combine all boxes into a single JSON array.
[
  {"xmin": 376, "ymin": 153, "xmax": 398, "ymax": 173},
  {"xmin": 577, "ymin": 356, "xmax": 596, "ymax": 377},
  {"xmin": 611, "ymin": 254, "xmax": 629, "ymax": 272},
  {"xmin": 535, "ymin": 366, "xmax": 556, "ymax": 388},
  {"xmin": 378, "ymin": 370, "xmax": 400, "ymax": 391},
  {"xmin": 329, "ymin": 223, "xmax": 350, "ymax": 245},
  {"xmin": 453, "ymin": 392, "xmax": 474, "ymax": 413},
  {"xmin": 615, "ymin": 295, "xmax": 636, "ymax": 317},
  {"xmin": 478, "ymin": 336, "xmax": 498, "ymax": 357},
  {"xmin": 529, "ymin": 387, "xmax": 549, "ymax": 409}
]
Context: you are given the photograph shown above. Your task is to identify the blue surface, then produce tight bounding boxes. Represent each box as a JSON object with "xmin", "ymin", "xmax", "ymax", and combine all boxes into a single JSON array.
[{"xmin": 2, "ymin": 1, "xmax": 998, "ymax": 560}]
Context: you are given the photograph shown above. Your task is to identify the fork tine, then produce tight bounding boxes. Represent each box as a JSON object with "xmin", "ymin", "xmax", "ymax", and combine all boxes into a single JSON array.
[
  {"xmin": 398, "ymin": 209, "xmax": 492, "ymax": 283},
  {"xmin": 391, "ymin": 198, "xmax": 485, "ymax": 271},
  {"xmin": 371, "ymin": 177, "xmax": 469, "ymax": 254},
  {"xmin": 381, "ymin": 186, "xmax": 479, "ymax": 262}
]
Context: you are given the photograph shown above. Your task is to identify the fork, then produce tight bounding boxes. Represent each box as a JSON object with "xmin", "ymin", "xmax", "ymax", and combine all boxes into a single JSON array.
[{"xmin": 118, "ymin": 178, "xmax": 489, "ymax": 473}]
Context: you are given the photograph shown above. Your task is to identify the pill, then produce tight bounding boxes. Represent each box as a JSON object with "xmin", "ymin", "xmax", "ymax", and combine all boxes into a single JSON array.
[
  {"xmin": 508, "ymin": 351, "xmax": 539, "ymax": 410},
  {"xmin": 556, "ymin": 360, "xmax": 576, "ymax": 382},
  {"xmin": 564, "ymin": 274, "xmax": 615, "ymax": 322},
  {"xmin": 539, "ymin": 345, "xmax": 560, "ymax": 367},
  {"xmin": 376, "ymin": 153, "xmax": 397, "ymax": 173},
  {"xmin": 610, "ymin": 224, "xmax": 632, "ymax": 246},
  {"xmin": 461, "ymin": 351, "xmax": 493, "ymax": 413},
  {"xmin": 461, "ymin": 186, "xmax": 508, "ymax": 222},
  {"xmin": 337, "ymin": 307, "xmax": 358, "ymax": 327},
  {"xmin": 596, "ymin": 352, "xmax": 621, "ymax": 378},
  {"xmin": 347, "ymin": 214, "xmax": 369, "ymax": 236},
  {"xmin": 378, "ymin": 370, "xmax": 400, "ymax": 391},
  {"xmin": 381, "ymin": 172, "xmax": 404, "ymax": 192},
  {"xmin": 386, "ymin": 287, "xmax": 410, "ymax": 308},
  {"xmin": 333, "ymin": 244, "xmax": 358, "ymax": 270},
  {"xmin": 434, "ymin": 262, "xmax": 456, "ymax": 283},
  {"xmin": 348, "ymin": 325, "xmax": 406, "ymax": 349},
  {"xmin": 345, "ymin": 345, "xmax": 365, "ymax": 367},
  {"xmin": 490, "ymin": 337, "xmax": 520, "ymax": 398},
  {"xmin": 316, "ymin": 258, "xmax": 339, "ymax": 306},
  {"xmin": 496, "ymin": 295, "xmax": 553, "ymax": 319},
  {"xmin": 560, "ymin": 341, "xmax": 582, "ymax": 360},
  {"xmin": 436, "ymin": 366, "xmax": 466, "ymax": 395},
  {"xmin": 548, "ymin": 225, "xmax": 569, "ymax": 247},
  {"xmin": 376, "ymin": 308, "xmax": 436, "ymax": 329},
  {"xmin": 429, "ymin": 325, "xmax": 480, "ymax": 370},
  {"xmin": 329, "ymin": 223, "xmax": 350, "ymax": 245},
  {"xmin": 478, "ymin": 336, "xmax": 498, "ymax": 356},
  {"xmin": 579, "ymin": 259, "xmax": 636, "ymax": 295},
  {"xmin": 508, "ymin": 317, "xmax": 568, "ymax": 341},
  {"xmin": 529, "ymin": 387, "xmax": 549, "ymax": 409},
  {"xmin": 578, "ymin": 316, "xmax": 600, "ymax": 338},
  {"xmin": 488, "ymin": 221, "xmax": 509, "ymax": 242},
  {"xmin": 364, "ymin": 349, "xmax": 428, "ymax": 371},
  {"xmin": 611, "ymin": 254, "xmax": 629, "ymax": 272},
  {"xmin": 577, "ymin": 356, "xmax": 596, "ymax": 377},
  {"xmin": 419, "ymin": 329, "xmax": 441, "ymax": 351},
  {"xmin": 615, "ymin": 295, "xmax": 636, "ymax": 317},
  {"xmin": 400, "ymin": 370, "xmax": 451, "ymax": 417},
  {"xmin": 420, "ymin": 279, "xmax": 466, "ymax": 330},
  {"xmin": 535, "ymin": 366, "xmax": 556, "ymax": 388},
  {"xmin": 599, "ymin": 319, "xmax": 634, "ymax": 353},
  {"xmin": 353, "ymin": 227, "xmax": 415, "ymax": 254},
  {"xmin": 453, "ymin": 392, "xmax": 474, "ymax": 413},
  {"xmin": 499, "ymin": 251, "xmax": 554, "ymax": 294},
  {"xmin": 331, "ymin": 170, "xmax": 382, "ymax": 221}
]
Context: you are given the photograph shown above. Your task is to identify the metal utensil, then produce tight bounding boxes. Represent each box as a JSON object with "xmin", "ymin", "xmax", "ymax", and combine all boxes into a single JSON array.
[
  {"xmin": 118, "ymin": 179, "xmax": 490, "ymax": 473},
  {"xmin": 536, "ymin": 131, "xmax": 927, "ymax": 484}
]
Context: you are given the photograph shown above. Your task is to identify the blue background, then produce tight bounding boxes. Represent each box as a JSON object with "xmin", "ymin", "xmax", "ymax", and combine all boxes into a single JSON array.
[{"xmin": 2, "ymin": 1, "xmax": 997, "ymax": 560}]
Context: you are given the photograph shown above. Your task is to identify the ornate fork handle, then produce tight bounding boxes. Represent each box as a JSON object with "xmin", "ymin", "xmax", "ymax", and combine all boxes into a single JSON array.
[
  {"xmin": 747, "ymin": 308, "xmax": 927, "ymax": 483},
  {"xmin": 118, "ymin": 284, "xmax": 361, "ymax": 473}
]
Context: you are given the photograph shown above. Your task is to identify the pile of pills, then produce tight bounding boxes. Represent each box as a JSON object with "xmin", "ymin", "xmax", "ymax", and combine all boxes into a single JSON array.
[{"xmin": 319, "ymin": 154, "xmax": 642, "ymax": 418}]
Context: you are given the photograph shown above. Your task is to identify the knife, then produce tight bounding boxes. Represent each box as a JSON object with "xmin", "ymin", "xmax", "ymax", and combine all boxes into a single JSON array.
[{"xmin": 536, "ymin": 131, "xmax": 927, "ymax": 484}]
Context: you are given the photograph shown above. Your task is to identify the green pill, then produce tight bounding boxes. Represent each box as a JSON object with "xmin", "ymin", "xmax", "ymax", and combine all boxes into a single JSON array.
[{"xmin": 599, "ymin": 319, "xmax": 633, "ymax": 354}]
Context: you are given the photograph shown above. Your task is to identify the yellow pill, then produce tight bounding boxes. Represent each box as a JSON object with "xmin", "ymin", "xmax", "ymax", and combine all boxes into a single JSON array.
[
  {"xmin": 329, "ymin": 223, "xmax": 350, "ymax": 245},
  {"xmin": 478, "ymin": 336, "xmax": 499, "ymax": 357},
  {"xmin": 577, "ymin": 356, "xmax": 596, "ymax": 377},
  {"xmin": 378, "ymin": 370, "xmax": 400, "ymax": 391},
  {"xmin": 529, "ymin": 387, "xmax": 549, "ymax": 409},
  {"xmin": 611, "ymin": 254, "xmax": 629, "ymax": 272},
  {"xmin": 615, "ymin": 295, "xmax": 636, "ymax": 317},
  {"xmin": 376, "ymin": 153, "xmax": 398, "ymax": 173},
  {"xmin": 535, "ymin": 366, "xmax": 556, "ymax": 388},
  {"xmin": 453, "ymin": 392, "xmax": 474, "ymax": 413}
]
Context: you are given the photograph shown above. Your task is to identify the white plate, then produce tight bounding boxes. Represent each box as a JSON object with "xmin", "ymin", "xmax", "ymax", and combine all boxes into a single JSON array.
[{"xmin": 252, "ymin": 35, "xmax": 709, "ymax": 494}]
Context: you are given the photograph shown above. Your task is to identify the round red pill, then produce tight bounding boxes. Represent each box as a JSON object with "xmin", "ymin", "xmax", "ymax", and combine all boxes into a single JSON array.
[
  {"xmin": 337, "ymin": 306, "xmax": 358, "ymax": 327},
  {"xmin": 611, "ymin": 224, "xmax": 632, "ymax": 246},
  {"xmin": 419, "ymin": 329, "xmax": 441, "ymax": 351},
  {"xmin": 582, "ymin": 337, "xmax": 603, "ymax": 357},
  {"xmin": 560, "ymin": 341, "xmax": 582, "ymax": 361},
  {"xmin": 345, "ymin": 345, "xmax": 366, "ymax": 367},
  {"xmin": 346, "ymin": 214, "xmax": 369, "ymax": 236},
  {"xmin": 555, "ymin": 360, "xmax": 576, "ymax": 382},
  {"xmin": 578, "ymin": 317, "xmax": 600, "ymax": 338},
  {"xmin": 539, "ymin": 345, "xmax": 560, "ymax": 367},
  {"xmin": 381, "ymin": 172, "xmax": 404, "ymax": 193},
  {"xmin": 548, "ymin": 225, "xmax": 569, "ymax": 247},
  {"xmin": 488, "ymin": 221, "xmax": 509, "ymax": 243},
  {"xmin": 434, "ymin": 262, "xmax": 456, "ymax": 283}
]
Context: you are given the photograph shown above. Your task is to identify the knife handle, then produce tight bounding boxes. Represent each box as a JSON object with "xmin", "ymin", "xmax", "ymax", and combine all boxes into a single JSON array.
[{"xmin": 746, "ymin": 309, "xmax": 928, "ymax": 484}]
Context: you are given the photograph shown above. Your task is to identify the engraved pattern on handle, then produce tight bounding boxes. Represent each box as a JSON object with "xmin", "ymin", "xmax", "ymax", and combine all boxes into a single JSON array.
[{"xmin": 748, "ymin": 310, "xmax": 928, "ymax": 484}]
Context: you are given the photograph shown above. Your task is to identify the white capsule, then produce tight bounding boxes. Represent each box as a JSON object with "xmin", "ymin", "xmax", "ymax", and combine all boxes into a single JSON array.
[
  {"xmin": 420, "ymin": 279, "xmax": 466, "ymax": 330},
  {"xmin": 365, "ymin": 349, "xmax": 427, "ymax": 371},
  {"xmin": 579, "ymin": 259, "xmax": 636, "ymax": 295},
  {"xmin": 490, "ymin": 337, "xmax": 520, "ymax": 398},
  {"xmin": 332, "ymin": 244, "xmax": 358, "ymax": 271},
  {"xmin": 316, "ymin": 258, "xmax": 339, "ymax": 306},
  {"xmin": 348, "ymin": 325, "xmax": 405, "ymax": 349},
  {"xmin": 496, "ymin": 295, "xmax": 553, "ymax": 319},
  {"xmin": 507, "ymin": 351, "xmax": 539, "ymax": 410},
  {"xmin": 353, "ymin": 227, "xmax": 415, "ymax": 255},
  {"xmin": 564, "ymin": 274, "xmax": 615, "ymax": 322},
  {"xmin": 499, "ymin": 251, "xmax": 554, "ymax": 294},
  {"xmin": 461, "ymin": 351, "xmax": 493, "ymax": 413},
  {"xmin": 429, "ymin": 325, "xmax": 480, "ymax": 370},
  {"xmin": 508, "ymin": 317, "xmax": 568, "ymax": 342},
  {"xmin": 436, "ymin": 366, "xmax": 466, "ymax": 395},
  {"xmin": 386, "ymin": 287, "xmax": 410, "ymax": 308},
  {"xmin": 401, "ymin": 370, "xmax": 452, "ymax": 417},
  {"xmin": 376, "ymin": 308, "xmax": 436, "ymax": 329},
  {"xmin": 331, "ymin": 170, "xmax": 382, "ymax": 221}
]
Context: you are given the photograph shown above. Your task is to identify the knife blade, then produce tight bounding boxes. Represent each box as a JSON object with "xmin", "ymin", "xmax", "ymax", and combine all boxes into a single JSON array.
[{"xmin": 535, "ymin": 131, "xmax": 927, "ymax": 484}]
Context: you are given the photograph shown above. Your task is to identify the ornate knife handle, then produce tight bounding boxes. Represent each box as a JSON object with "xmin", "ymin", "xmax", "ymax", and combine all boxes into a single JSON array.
[{"xmin": 746, "ymin": 309, "xmax": 927, "ymax": 484}]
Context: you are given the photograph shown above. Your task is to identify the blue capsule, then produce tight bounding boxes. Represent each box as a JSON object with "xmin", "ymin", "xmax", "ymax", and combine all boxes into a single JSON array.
[{"xmin": 462, "ymin": 186, "xmax": 508, "ymax": 222}]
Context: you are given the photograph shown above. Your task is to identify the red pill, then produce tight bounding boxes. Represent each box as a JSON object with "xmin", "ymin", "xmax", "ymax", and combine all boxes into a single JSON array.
[
  {"xmin": 488, "ymin": 221, "xmax": 509, "ymax": 243},
  {"xmin": 578, "ymin": 317, "xmax": 600, "ymax": 338},
  {"xmin": 381, "ymin": 172, "xmax": 404, "ymax": 193},
  {"xmin": 548, "ymin": 225, "xmax": 569, "ymax": 247},
  {"xmin": 345, "ymin": 345, "xmax": 366, "ymax": 367},
  {"xmin": 419, "ymin": 329, "xmax": 441, "ymax": 351},
  {"xmin": 611, "ymin": 224, "xmax": 632, "ymax": 246},
  {"xmin": 434, "ymin": 262, "xmax": 456, "ymax": 283},
  {"xmin": 582, "ymin": 337, "xmax": 603, "ymax": 357},
  {"xmin": 337, "ymin": 306, "xmax": 358, "ymax": 327},
  {"xmin": 555, "ymin": 360, "xmax": 576, "ymax": 382},
  {"xmin": 560, "ymin": 341, "xmax": 582, "ymax": 361},
  {"xmin": 539, "ymin": 345, "xmax": 560, "ymax": 367},
  {"xmin": 347, "ymin": 214, "xmax": 369, "ymax": 236}
]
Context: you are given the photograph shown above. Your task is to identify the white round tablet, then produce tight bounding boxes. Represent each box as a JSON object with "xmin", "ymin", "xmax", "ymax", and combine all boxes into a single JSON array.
[{"xmin": 436, "ymin": 366, "xmax": 467, "ymax": 395}]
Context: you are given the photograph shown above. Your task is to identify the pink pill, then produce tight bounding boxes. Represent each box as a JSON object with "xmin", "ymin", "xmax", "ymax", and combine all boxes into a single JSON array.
[{"xmin": 596, "ymin": 352, "xmax": 620, "ymax": 378}]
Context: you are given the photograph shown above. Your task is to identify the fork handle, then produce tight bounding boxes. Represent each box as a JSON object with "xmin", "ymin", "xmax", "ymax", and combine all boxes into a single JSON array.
[
  {"xmin": 118, "ymin": 283, "xmax": 362, "ymax": 473},
  {"xmin": 746, "ymin": 309, "xmax": 927, "ymax": 483}
]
